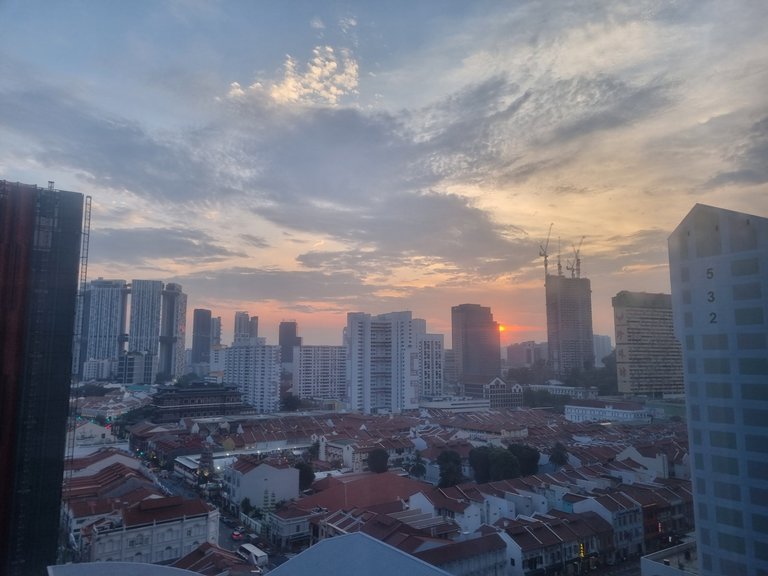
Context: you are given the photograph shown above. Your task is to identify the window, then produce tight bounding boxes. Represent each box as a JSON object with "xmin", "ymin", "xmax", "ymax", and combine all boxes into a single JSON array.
[
  {"xmin": 742, "ymin": 383, "xmax": 768, "ymax": 401},
  {"xmin": 733, "ymin": 282, "xmax": 762, "ymax": 300},
  {"xmin": 702, "ymin": 333, "xmax": 728, "ymax": 350},
  {"xmin": 705, "ymin": 381, "xmax": 732, "ymax": 398},
  {"xmin": 744, "ymin": 409, "xmax": 768, "ymax": 427},
  {"xmin": 717, "ymin": 532, "xmax": 745, "ymax": 554},
  {"xmin": 735, "ymin": 307, "xmax": 764, "ymax": 325},
  {"xmin": 716, "ymin": 506, "xmax": 743, "ymax": 527},
  {"xmin": 731, "ymin": 258, "xmax": 759, "ymax": 276},
  {"xmin": 714, "ymin": 481, "xmax": 740, "ymax": 501},
  {"xmin": 703, "ymin": 358, "xmax": 730, "ymax": 374},
  {"xmin": 710, "ymin": 430, "xmax": 736, "ymax": 449},
  {"xmin": 740, "ymin": 358, "xmax": 768, "ymax": 375},
  {"xmin": 711, "ymin": 455, "xmax": 739, "ymax": 475},
  {"xmin": 746, "ymin": 435, "xmax": 768, "ymax": 453},
  {"xmin": 707, "ymin": 406, "xmax": 734, "ymax": 424}
]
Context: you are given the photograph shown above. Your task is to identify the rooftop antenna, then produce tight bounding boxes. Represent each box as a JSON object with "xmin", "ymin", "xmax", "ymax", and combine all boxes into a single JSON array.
[{"xmin": 539, "ymin": 223, "xmax": 554, "ymax": 277}]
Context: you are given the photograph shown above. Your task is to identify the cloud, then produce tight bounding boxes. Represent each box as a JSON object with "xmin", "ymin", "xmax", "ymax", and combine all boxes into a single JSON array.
[
  {"xmin": 89, "ymin": 227, "xmax": 243, "ymax": 266},
  {"xmin": 239, "ymin": 233, "xmax": 270, "ymax": 248},
  {"xmin": 707, "ymin": 116, "xmax": 768, "ymax": 187},
  {"xmin": 227, "ymin": 45, "xmax": 358, "ymax": 106}
]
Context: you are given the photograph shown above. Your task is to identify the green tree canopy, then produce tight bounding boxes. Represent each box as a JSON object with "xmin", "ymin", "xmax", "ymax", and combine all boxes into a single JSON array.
[
  {"xmin": 489, "ymin": 449, "xmax": 520, "ymax": 481},
  {"xmin": 367, "ymin": 448, "xmax": 389, "ymax": 473},
  {"xmin": 280, "ymin": 393, "xmax": 302, "ymax": 412},
  {"xmin": 295, "ymin": 461, "xmax": 316, "ymax": 491},
  {"xmin": 550, "ymin": 442, "xmax": 569, "ymax": 467},
  {"xmin": 437, "ymin": 450, "xmax": 464, "ymax": 487},
  {"xmin": 469, "ymin": 446, "xmax": 492, "ymax": 483},
  {"xmin": 409, "ymin": 451, "xmax": 426, "ymax": 479},
  {"xmin": 240, "ymin": 497, "xmax": 253, "ymax": 515},
  {"xmin": 507, "ymin": 444, "xmax": 540, "ymax": 476}
]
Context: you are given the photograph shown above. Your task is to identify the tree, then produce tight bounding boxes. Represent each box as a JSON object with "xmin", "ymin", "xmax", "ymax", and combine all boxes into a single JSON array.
[
  {"xmin": 295, "ymin": 461, "xmax": 315, "ymax": 491},
  {"xmin": 307, "ymin": 440, "xmax": 320, "ymax": 461},
  {"xmin": 280, "ymin": 393, "xmax": 302, "ymax": 412},
  {"xmin": 437, "ymin": 450, "xmax": 464, "ymax": 488},
  {"xmin": 550, "ymin": 442, "xmax": 569, "ymax": 468},
  {"xmin": 240, "ymin": 497, "xmax": 253, "ymax": 516},
  {"xmin": 469, "ymin": 446, "xmax": 492, "ymax": 483},
  {"xmin": 507, "ymin": 444, "xmax": 540, "ymax": 476},
  {"xmin": 176, "ymin": 372, "xmax": 199, "ymax": 387},
  {"xmin": 367, "ymin": 448, "xmax": 389, "ymax": 473},
  {"xmin": 488, "ymin": 449, "xmax": 520, "ymax": 481},
  {"xmin": 409, "ymin": 451, "xmax": 426, "ymax": 479}
]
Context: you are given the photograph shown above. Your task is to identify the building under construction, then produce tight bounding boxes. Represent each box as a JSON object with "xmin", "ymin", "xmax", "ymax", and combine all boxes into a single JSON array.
[{"xmin": 540, "ymin": 227, "xmax": 595, "ymax": 377}]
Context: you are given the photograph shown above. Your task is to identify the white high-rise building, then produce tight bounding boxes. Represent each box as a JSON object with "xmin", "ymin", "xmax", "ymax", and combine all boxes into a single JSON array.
[
  {"xmin": 81, "ymin": 278, "xmax": 127, "ymax": 369},
  {"xmin": 344, "ymin": 311, "xmax": 441, "ymax": 414},
  {"xmin": 225, "ymin": 338, "xmax": 280, "ymax": 413},
  {"xmin": 293, "ymin": 345, "xmax": 346, "ymax": 400},
  {"xmin": 612, "ymin": 291, "xmax": 682, "ymax": 396},
  {"xmin": 128, "ymin": 279, "xmax": 162, "ymax": 356},
  {"xmin": 669, "ymin": 204, "xmax": 768, "ymax": 575},
  {"xmin": 418, "ymin": 333, "xmax": 444, "ymax": 398}
]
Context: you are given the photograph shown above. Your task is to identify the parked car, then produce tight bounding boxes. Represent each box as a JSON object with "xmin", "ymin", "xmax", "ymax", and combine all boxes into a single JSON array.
[{"xmin": 231, "ymin": 531, "xmax": 245, "ymax": 541}]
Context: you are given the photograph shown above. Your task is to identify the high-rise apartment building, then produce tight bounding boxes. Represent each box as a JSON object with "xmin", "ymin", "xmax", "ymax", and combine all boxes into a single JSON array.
[
  {"xmin": 159, "ymin": 282, "xmax": 187, "ymax": 379},
  {"xmin": 612, "ymin": 291, "xmax": 683, "ymax": 396},
  {"xmin": 126, "ymin": 279, "xmax": 162, "ymax": 383},
  {"xmin": 78, "ymin": 278, "xmax": 128, "ymax": 376},
  {"xmin": 593, "ymin": 334, "xmax": 613, "ymax": 368},
  {"xmin": 211, "ymin": 316, "xmax": 222, "ymax": 346},
  {"xmin": 225, "ymin": 338, "xmax": 280, "ymax": 413},
  {"xmin": 451, "ymin": 304, "xmax": 500, "ymax": 396},
  {"xmin": 293, "ymin": 345, "xmax": 347, "ymax": 400},
  {"xmin": 418, "ymin": 333, "xmax": 444, "ymax": 397},
  {"xmin": 669, "ymin": 204, "xmax": 768, "ymax": 575},
  {"xmin": 0, "ymin": 180, "xmax": 84, "ymax": 576},
  {"xmin": 545, "ymin": 274, "xmax": 595, "ymax": 376},
  {"xmin": 279, "ymin": 320, "xmax": 302, "ymax": 367},
  {"xmin": 191, "ymin": 308, "xmax": 212, "ymax": 364},
  {"xmin": 345, "ymin": 311, "xmax": 440, "ymax": 414},
  {"xmin": 233, "ymin": 311, "xmax": 258, "ymax": 344}
]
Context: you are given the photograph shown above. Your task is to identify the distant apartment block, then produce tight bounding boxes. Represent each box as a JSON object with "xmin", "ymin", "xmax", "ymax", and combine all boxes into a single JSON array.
[
  {"xmin": 233, "ymin": 311, "xmax": 258, "ymax": 344},
  {"xmin": 225, "ymin": 338, "xmax": 280, "ymax": 413},
  {"xmin": 593, "ymin": 334, "xmax": 613, "ymax": 367},
  {"xmin": 612, "ymin": 291, "xmax": 683, "ymax": 397},
  {"xmin": 79, "ymin": 278, "xmax": 128, "ymax": 374},
  {"xmin": 506, "ymin": 340, "xmax": 547, "ymax": 368},
  {"xmin": 293, "ymin": 345, "xmax": 346, "ymax": 400},
  {"xmin": 668, "ymin": 204, "xmax": 768, "ymax": 576},
  {"xmin": 451, "ymin": 303, "xmax": 501, "ymax": 393},
  {"xmin": 159, "ymin": 283, "xmax": 187, "ymax": 379},
  {"xmin": 345, "ymin": 311, "xmax": 441, "ymax": 414},
  {"xmin": 546, "ymin": 274, "xmax": 595, "ymax": 376},
  {"xmin": 191, "ymin": 308, "xmax": 212, "ymax": 365},
  {"xmin": 279, "ymin": 320, "xmax": 302, "ymax": 370}
]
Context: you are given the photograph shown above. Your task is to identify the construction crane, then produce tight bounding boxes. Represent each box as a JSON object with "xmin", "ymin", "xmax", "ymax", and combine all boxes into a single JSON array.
[
  {"xmin": 539, "ymin": 223, "xmax": 553, "ymax": 277},
  {"xmin": 566, "ymin": 236, "xmax": 586, "ymax": 278}
]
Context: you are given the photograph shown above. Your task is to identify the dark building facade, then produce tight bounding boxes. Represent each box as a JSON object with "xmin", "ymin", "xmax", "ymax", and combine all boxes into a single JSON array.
[
  {"xmin": 451, "ymin": 304, "xmax": 501, "ymax": 396},
  {"xmin": 279, "ymin": 320, "xmax": 302, "ymax": 365},
  {"xmin": 545, "ymin": 275, "xmax": 595, "ymax": 377},
  {"xmin": 0, "ymin": 180, "xmax": 84, "ymax": 576},
  {"xmin": 150, "ymin": 385, "xmax": 247, "ymax": 423},
  {"xmin": 191, "ymin": 308, "xmax": 212, "ymax": 364}
]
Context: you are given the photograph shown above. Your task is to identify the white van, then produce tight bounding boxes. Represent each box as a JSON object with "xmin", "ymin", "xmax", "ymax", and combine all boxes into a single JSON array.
[{"xmin": 237, "ymin": 543, "xmax": 269, "ymax": 567}]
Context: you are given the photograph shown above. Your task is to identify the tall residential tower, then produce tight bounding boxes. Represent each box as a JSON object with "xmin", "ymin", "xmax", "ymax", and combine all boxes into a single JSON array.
[{"xmin": 669, "ymin": 204, "xmax": 768, "ymax": 575}]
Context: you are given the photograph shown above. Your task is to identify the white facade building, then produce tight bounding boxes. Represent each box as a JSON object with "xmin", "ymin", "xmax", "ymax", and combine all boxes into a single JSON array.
[
  {"xmin": 222, "ymin": 456, "xmax": 299, "ymax": 511},
  {"xmin": 669, "ymin": 204, "xmax": 768, "ymax": 575},
  {"xmin": 128, "ymin": 280, "xmax": 162, "ymax": 358},
  {"xmin": 564, "ymin": 401, "xmax": 651, "ymax": 423},
  {"xmin": 225, "ymin": 338, "xmax": 280, "ymax": 413},
  {"xmin": 84, "ymin": 497, "xmax": 218, "ymax": 564},
  {"xmin": 293, "ymin": 345, "xmax": 347, "ymax": 400},
  {"xmin": 345, "ymin": 311, "xmax": 443, "ymax": 414},
  {"xmin": 82, "ymin": 278, "xmax": 127, "ymax": 367}
]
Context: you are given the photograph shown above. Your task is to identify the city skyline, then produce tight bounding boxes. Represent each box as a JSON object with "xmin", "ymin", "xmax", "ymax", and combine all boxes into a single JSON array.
[{"xmin": 1, "ymin": 2, "xmax": 766, "ymax": 346}]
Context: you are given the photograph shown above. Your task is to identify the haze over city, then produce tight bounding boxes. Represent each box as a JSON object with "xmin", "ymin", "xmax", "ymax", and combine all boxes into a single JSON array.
[{"xmin": 1, "ymin": 1, "xmax": 766, "ymax": 346}]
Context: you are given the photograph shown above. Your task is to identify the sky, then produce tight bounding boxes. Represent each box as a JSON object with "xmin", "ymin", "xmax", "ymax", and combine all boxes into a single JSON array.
[{"xmin": 1, "ymin": 1, "xmax": 766, "ymax": 348}]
